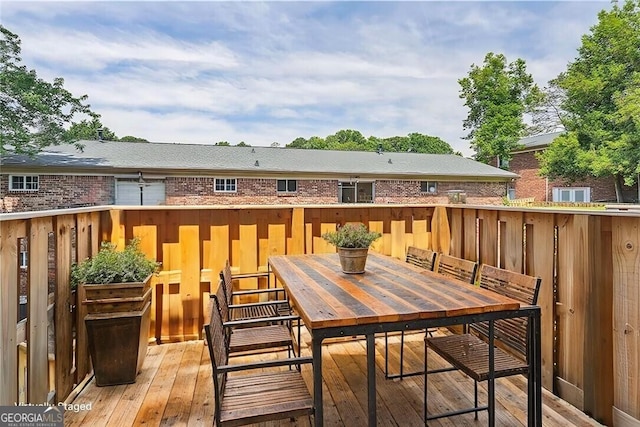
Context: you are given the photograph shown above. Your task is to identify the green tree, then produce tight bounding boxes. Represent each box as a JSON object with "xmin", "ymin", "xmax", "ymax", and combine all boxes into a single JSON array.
[
  {"xmin": 1, "ymin": 25, "xmax": 95, "ymax": 155},
  {"xmin": 286, "ymin": 131, "xmax": 455, "ymax": 154},
  {"xmin": 459, "ymin": 52, "xmax": 543, "ymax": 165},
  {"xmin": 374, "ymin": 133, "xmax": 454, "ymax": 154},
  {"xmin": 286, "ymin": 136, "xmax": 327, "ymax": 149},
  {"xmin": 236, "ymin": 141, "xmax": 251, "ymax": 147},
  {"xmin": 214, "ymin": 141, "xmax": 230, "ymax": 146},
  {"xmin": 528, "ymin": 81, "xmax": 566, "ymax": 135},
  {"xmin": 119, "ymin": 135, "xmax": 149, "ymax": 142},
  {"xmin": 539, "ymin": 0, "xmax": 640, "ymax": 201},
  {"xmin": 406, "ymin": 133, "xmax": 454, "ymax": 154},
  {"xmin": 325, "ymin": 129, "xmax": 369, "ymax": 151},
  {"xmin": 66, "ymin": 118, "xmax": 118, "ymax": 141}
]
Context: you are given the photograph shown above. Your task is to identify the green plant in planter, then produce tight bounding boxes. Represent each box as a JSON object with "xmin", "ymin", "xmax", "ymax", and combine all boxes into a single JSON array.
[
  {"xmin": 322, "ymin": 223, "xmax": 382, "ymax": 249},
  {"xmin": 70, "ymin": 238, "xmax": 159, "ymax": 289}
]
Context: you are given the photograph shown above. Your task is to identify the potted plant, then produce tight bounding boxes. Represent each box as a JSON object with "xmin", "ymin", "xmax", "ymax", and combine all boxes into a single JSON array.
[
  {"xmin": 322, "ymin": 223, "xmax": 382, "ymax": 273},
  {"xmin": 71, "ymin": 238, "xmax": 159, "ymax": 386}
]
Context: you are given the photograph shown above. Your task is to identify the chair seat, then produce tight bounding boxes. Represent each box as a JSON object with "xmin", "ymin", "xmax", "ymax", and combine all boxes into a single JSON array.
[
  {"xmin": 231, "ymin": 304, "xmax": 279, "ymax": 321},
  {"xmin": 229, "ymin": 325, "xmax": 293, "ymax": 353},
  {"xmin": 220, "ymin": 370, "xmax": 314, "ymax": 425},
  {"xmin": 426, "ymin": 333, "xmax": 529, "ymax": 382}
]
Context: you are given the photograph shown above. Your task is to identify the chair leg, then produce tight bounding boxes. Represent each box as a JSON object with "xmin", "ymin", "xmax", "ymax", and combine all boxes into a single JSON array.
[
  {"xmin": 385, "ymin": 330, "xmax": 426, "ymax": 380},
  {"xmin": 399, "ymin": 331, "xmax": 405, "ymax": 379},
  {"xmin": 384, "ymin": 332, "xmax": 390, "ymax": 379},
  {"xmin": 424, "ymin": 338, "xmax": 428, "ymax": 425},
  {"xmin": 474, "ymin": 380, "xmax": 478, "ymax": 420}
]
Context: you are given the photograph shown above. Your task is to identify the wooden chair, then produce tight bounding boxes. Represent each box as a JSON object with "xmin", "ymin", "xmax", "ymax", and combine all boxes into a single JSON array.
[
  {"xmin": 424, "ymin": 264, "xmax": 542, "ymax": 422},
  {"xmin": 405, "ymin": 246, "xmax": 438, "ymax": 271},
  {"xmin": 384, "ymin": 246, "xmax": 438, "ymax": 380},
  {"xmin": 205, "ymin": 292, "xmax": 314, "ymax": 426},
  {"xmin": 435, "ymin": 253, "xmax": 479, "ymax": 284},
  {"xmin": 220, "ymin": 260, "xmax": 291, "ymax": 321},
  {"xmin": 212, "ymin": 282, "xmax": 301, "ymax": 358}
]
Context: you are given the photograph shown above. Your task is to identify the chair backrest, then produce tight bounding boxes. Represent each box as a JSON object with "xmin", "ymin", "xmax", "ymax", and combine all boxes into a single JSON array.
[
  {"xmin": 204, "ymin": 292, "xmax": 229, "ymax": 422},
  {"xmin": 478, "ymin": 264, "xmax": 541, "ymax": 306},
  {"xmin": 212, "ymin": 281, "xmax": 234, "ymax": 349},
  {"xmin": 214, "ymin": 279, "xmax": 230, "ymax": 322},
  {"xmin": 471, "ymin": 264, "xmax": 542, "ymax": 357},
  {"xmin": 435, "ymin": 254, "xmax": 478, "ymax": 284},
  {"xmin": 219, "ymin": 260, "xmax": 233, "ymax": 307},
  {"xmin": 405, "ymin": 246, "xmax": 437, "ymax": 271}
]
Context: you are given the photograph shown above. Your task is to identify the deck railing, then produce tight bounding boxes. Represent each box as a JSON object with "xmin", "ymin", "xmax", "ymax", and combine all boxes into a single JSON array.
[{"xmin": 1, "ymin": 204, "xmax": 638, "ymax": 426}]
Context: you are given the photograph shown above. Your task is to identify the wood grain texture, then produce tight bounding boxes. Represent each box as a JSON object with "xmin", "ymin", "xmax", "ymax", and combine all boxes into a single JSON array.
[
  {"xmin": 28, "ymin": 217, "xmax": 53, "ymax": 403},
  {"xmin": 524, "ymin": 211, "xmax": 555, "ymax": 391},
  {"xmin": 612, "ymin": 216, "xmax": 640, "ymax": 422},
  {"xmin": 0, "ymin": 220, "xmax": 25, "ymax": 405},
  {"xmin": 270, "ymin": 253, "xmax": 519, "ymax": 330},
  {"xmin": 54, "ymin": 215, "xmax": 74, "ymax": 402},
  {"xmin": 63, "ymin": 335, "xmax": 603, "ymax": 427}
]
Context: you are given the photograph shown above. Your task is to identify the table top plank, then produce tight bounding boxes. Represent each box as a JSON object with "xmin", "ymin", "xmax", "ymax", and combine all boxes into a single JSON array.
[{"xmin": 269, "ymin": 253, "xmax": 520, "ymax": 330}]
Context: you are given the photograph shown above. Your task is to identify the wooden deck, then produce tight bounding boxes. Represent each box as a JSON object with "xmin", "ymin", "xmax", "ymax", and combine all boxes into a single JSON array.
[{"xmin": 65, "ymin": 331, "xmax": 603, "ymax": 426}]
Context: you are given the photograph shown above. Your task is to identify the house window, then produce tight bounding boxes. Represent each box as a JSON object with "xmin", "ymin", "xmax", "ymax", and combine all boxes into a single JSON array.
[
  {"xmin": 339, "ymin": 181, "xmax": 374, "ymax": 203},
  {"xmin": 552, "ymin": 187, "xmax": 590, "ymax": 203},
  {"xmin": 19, "ymin": 251, "xmax": 27, "ymax": 269},
  {"xmin": 277, "ymin": 179, "xmax": 297, "ymax": 193},
  {"xmin": 498, "ymin": 156, "xmax": 510, "ymax": 169},
  {"xmin": 214, "ymin": 178, "xmax": 237, "ymax": 192},
  {"xmin": 420, "ymin": 181, "xmax": 438, "ymax": 194},
  {"xmin": 9, "ymin": 175, "xmax": 39, "ymax": 191}
]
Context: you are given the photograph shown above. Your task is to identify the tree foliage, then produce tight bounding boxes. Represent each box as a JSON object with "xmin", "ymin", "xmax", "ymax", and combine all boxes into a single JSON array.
[
  {"xmin": 538, "ymin": 0, "xmax": 640, "ymax": 201},
  {"xmin": 66, "ymin": 118, "xmax": 117, "ymax": 141},
  {"xmin": 65, "ymin": 118, "xmax": 148, "ymax": 142},
  {"xmin": 119, "ymin": 135, "xmax": 149, "ymax": 142},
  {"xmin": 528, "ymin": 81, "xmax": 566, "ymax": 135},
  {"xmin": 286, "ymin": 129, "xmax": 455, "ymax": 154},
  {"xmin": 459, "ymin": 52, "xmax": 543, "ymax": 164},
  {"xmin": 0, "ymin": 25, "xmax": 95, "ymax": 156}
]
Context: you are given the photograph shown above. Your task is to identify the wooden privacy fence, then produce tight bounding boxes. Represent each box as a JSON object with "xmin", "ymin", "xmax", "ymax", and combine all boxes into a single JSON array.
[{"xmin": 0, "ymin": 204, "xmax": 638, "ymax": 426}]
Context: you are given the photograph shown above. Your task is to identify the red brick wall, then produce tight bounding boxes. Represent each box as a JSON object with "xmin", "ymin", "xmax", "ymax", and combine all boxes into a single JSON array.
[
  {"xmin": 1, "ymin": 175, "xmax": 114, "ymax": 212},
  {"xmin": 510, "ymin": 150, "xmax": 637, "ymax": 202},
  {"xmin": 1, "ymin": 174, "xmax": 509, "ymax": 212},
  {"xmin": 375, "ymin": 180, "xmax": 506, "ymax": 205},
  {"xmin": 165, "ymin": 177, "xmax": 338, "ymax": 205}
]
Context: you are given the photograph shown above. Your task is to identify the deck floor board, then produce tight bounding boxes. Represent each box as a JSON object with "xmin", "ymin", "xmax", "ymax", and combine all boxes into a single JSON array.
[{"xmin": 65, "ymin": 330, "xmax": 604, "ymax": 426}]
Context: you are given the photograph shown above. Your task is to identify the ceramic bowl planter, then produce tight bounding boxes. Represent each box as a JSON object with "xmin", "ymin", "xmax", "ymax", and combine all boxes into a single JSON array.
[
  {"xmin": 322, "ymin": 223, "xmax": 382, "ymax": 274},
  {"xmin": 336, "ymin": 247, "xmax": 370, "ymax": 274}
]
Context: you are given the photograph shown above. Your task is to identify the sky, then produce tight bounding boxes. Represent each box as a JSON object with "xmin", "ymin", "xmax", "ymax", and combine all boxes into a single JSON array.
[{"xmin": 1, "ymin": 1, "xmax": 610, "ymax": 157}]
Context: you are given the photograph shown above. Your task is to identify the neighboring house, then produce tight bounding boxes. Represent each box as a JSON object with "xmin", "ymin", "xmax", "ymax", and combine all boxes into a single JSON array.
[
  {"xmin": 1, "ymin": 140, "xmax": 518, "ymax": 213},
  {"xmin": 507, "ymin": 131, "xmax": 638, "ymax": 203}
]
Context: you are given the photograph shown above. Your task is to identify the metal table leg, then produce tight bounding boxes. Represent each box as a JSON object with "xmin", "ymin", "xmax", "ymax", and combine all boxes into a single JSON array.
[
  {"xmin": 367, "ymin": 333, "xmax": 376, "ymax": 427},
  {"xmin": 313, "ymin": 338, "xmax": 323, "ymax": 427}
]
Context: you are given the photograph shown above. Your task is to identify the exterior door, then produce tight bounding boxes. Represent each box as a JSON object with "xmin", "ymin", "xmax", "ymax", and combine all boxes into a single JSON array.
[
  {"xmin": 116, "ymin": 181, "xmax": 166, "ymax": 205},
  {"xmin": 339, "ymin": 181, "xmax": 374, "ymax": 203}
]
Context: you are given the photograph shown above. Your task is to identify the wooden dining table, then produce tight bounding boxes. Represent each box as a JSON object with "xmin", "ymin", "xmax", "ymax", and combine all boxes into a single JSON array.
[{"xmin": 268, "ymin": 252, "xmax": 542, "ymax": 427}]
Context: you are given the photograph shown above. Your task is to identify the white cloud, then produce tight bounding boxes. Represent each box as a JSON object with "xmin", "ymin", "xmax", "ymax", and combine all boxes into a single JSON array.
[{"xmin": 1, "ymin": 1, "xmax": 611, "ymax": 157}]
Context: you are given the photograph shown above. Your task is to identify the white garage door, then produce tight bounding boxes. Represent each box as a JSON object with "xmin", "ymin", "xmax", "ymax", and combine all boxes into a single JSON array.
[{"xmin": 116, "ymin": 181, "xmax": 166, "ymax": 206}]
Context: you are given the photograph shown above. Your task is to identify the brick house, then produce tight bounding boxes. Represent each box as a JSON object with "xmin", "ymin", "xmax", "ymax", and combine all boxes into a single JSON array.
[
  {"xmin": 1, "ymin": 140, "xmax": 518, "ymax": 213},
  {"xmin": 507, "ymin": 132, "xmax": 638, "ymax": 203}
]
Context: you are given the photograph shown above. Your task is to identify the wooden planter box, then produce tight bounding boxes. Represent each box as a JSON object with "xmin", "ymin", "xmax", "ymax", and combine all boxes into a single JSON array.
[
  {"xmin": 82, "ymin": 275, "xmax": 152, "ymax": 314},
  {"xmin": 81, "ymin": 275, "xmax": 152, "ymax": 386},
  {"xmin": 85, "ymin": 302, "xmax": 151, "ymax": 386}
]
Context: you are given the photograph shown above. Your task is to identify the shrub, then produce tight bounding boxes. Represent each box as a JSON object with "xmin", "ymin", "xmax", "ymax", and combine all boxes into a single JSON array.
[
  {"xmin": 70, "ymin": 238, "xmax": 159, "ymax": 288},
  {"xmin": 322, "ymin": 223, "xmax": 382, "ymax": 249}
]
